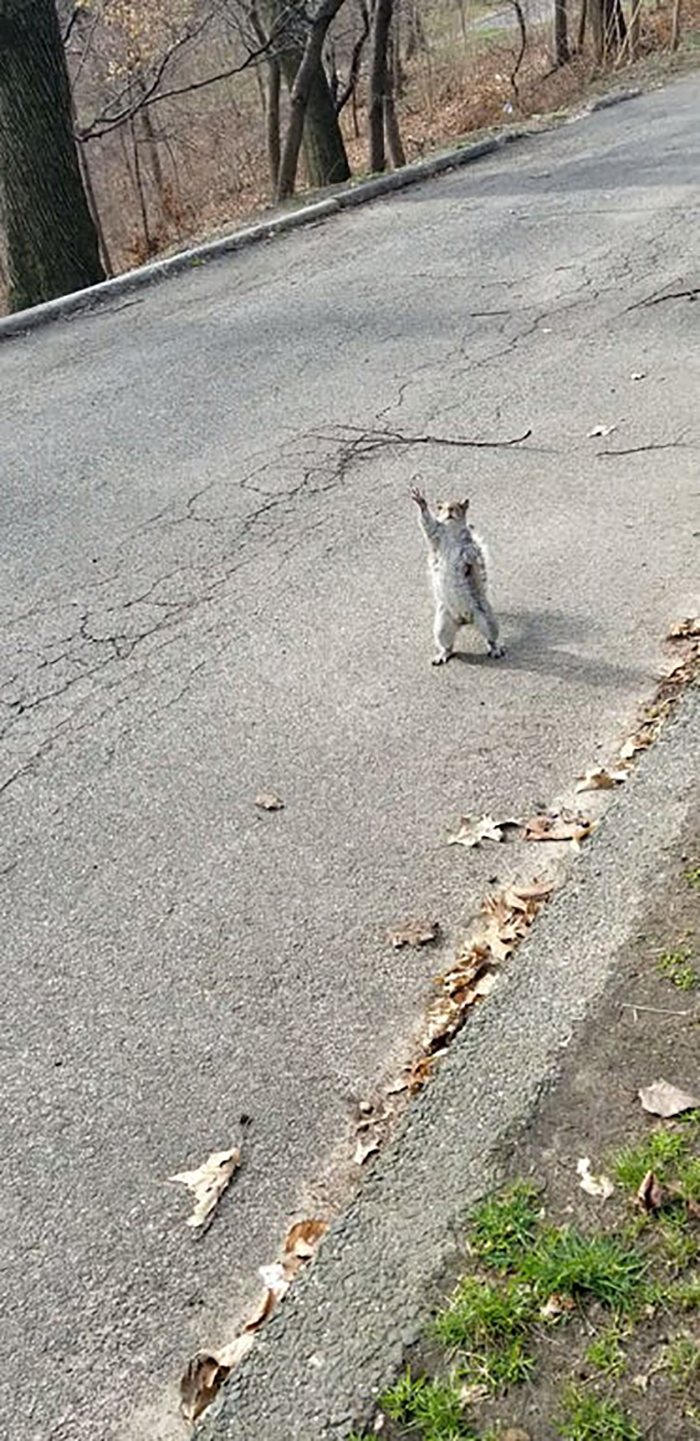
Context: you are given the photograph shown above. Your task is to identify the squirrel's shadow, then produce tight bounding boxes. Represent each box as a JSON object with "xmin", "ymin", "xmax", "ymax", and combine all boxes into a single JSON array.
[{"xmin": 449, "ymin": 609, "xmax": 647, "ymax": 687}]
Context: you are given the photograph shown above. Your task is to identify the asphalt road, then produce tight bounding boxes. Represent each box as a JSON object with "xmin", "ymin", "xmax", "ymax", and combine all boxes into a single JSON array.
[{"xmin": 1, "ymin": 76, "xmax": 698, "ymax": 1441}]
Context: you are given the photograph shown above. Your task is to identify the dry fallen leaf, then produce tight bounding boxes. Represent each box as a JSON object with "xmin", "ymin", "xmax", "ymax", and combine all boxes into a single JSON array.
[
  {"xmin": 575, "ymin": 766, "xmax": 629, "ymax": 793},
  {"xmin": 169, "ymin": 1147, "xmax": 241, "ymax": 1230},
  {"xmin": 284, "ymin": 1218, "xmax": 329, "ymax": 1260},
  {"xmin": 447, "ymin": 814, "xmax": 520, "ymax": 848},
  {"xmin": 180, "ymin": 1352, "xmax": 231, "ymax": 1423},
  {"xmin": 636, "ymin": 1170, "xmax": 665, "ymax": 1212},
  {"xmin": 577, "ymin": 1157, "xmax": 614, "ymax": 1200},
  {"xmin": 638, "ymin": 1079, "xmax": 700, "ymax": 1118},
  {"xmin": 668, "ymin": 617, "xmax": 700, "ymax": 639},
  {"xmin": 509, "ymin": 879, "xmax": 554, "ymax": 903},
  {"xmin": 541, "ymin": 1292, "xmax": 576, "ymax": 1321},
  {"xmin": 523, "ymin": 810, "xmax": 593, "ymax": 843},
  {"xmin": 388, "ymin": 917, "xmax": 440, "ymax": 949},
  {"xmin": 459, "ymin": 1381, "xmax": 491, "ymax": 1404},
  {"xmin": 587, "ymin": 423, "xmax": 617, "ymax": 438},
  {"xmin": 354, "ymin": 1133, "xmax": 380, "ymax": 1165},
  {"xmin": 254, "ymin": 791, "xmax": 284, "ymax": 810}
]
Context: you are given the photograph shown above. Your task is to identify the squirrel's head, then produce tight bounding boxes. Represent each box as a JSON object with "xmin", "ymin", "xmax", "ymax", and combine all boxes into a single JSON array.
[{"xmin": 435, "ymin": 499, "xmax": 470, "ymax": 525}]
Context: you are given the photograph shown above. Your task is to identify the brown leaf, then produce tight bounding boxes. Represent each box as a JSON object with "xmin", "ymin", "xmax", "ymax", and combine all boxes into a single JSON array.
[
  {"xmin": 388, "ymin": 917, "xmax": 440, "ymax": 949},
  {"xmin": 575, "ymin": 766, "xmax": 629, "ymax": 793},
  {"xmin": 510, "ymin": 879, "xmax": 554, "ymax": 902},
  {"xmin": 169, "ymin": 1147, "xmax": 241, "ymax": 1230},
  {"xmin": 405, "ymin": 1054, "xmax": 436, "ymax": 1093},
  {"xmin": 447, "ymin": 814, "xmax": 521, "ymax": 848},
  {"xmin": 180, "ymin": 1352, "xmax": 231, "ymax": 1423},
  {"xmin": 668, "ymin": 617, "xmax": 700, "ymax": 639},
  {"xmin": 541, "ymin": 1292, "xmax": 576, "ymax": 1321},
  {"xmin": 284, "ymin": 1218, "xmax": 329, "ymax": 1261},
  {"xmin": 638, "ymin": 1079, "xmax": 700, "ymax": 1118},
  {"xmin": 636, "ymin": 1170, "xmax": 665, "ymax": 1212},
  {"xmin": 523, "ymin": 810, "xmax": 594, "ymax": 843},
  {"xmin": 254, "ymin": 791, "xmax": 284, "ymax": 810}
]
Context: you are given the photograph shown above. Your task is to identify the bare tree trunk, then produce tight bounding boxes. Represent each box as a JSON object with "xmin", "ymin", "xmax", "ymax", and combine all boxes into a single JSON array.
[
  {"xmin": 404, "ymin": 0, "xmax": 426, "ymax": 58},
  {"xmin": 0, "ymin": 0, "xmax": 104, "ymax": 311},
  {"xmin": 577, "ymin": 0, "xmax": 588, "ymax": 51},
  {"xmin": 267, "ymin": 57, "xmax": 281, "ymax": 194},
  {"xmin": 369, "ymin": 0, "xmax": 394, "ymax": 173},
  {"xmin": 265, "ymin": 0, "xmax": 350, "ymax": 193},
  {"xmin": 554, "ymin": 0, "xmax": 570, "ymax": 63},
  {"xmin": 670, "ymin": 0, "xmax": 682, "ymax": 49},
  {"xmin": 79, "ymin": 140, "xmax": 113, "ymax": 276},
  {"xmin": 130, "ymin": 117, "xmax": 152, "ymax": 256},
  {"xmin": 593, "ymin": 0, "xmax": 626, "ymax": 56},
  {"xmin": 384, "ymin": 91, "xmax": 405, "ymax": 168},
  {"xmin": 276, "ymin": 0, "xmax": 349, "ymax": 200}
]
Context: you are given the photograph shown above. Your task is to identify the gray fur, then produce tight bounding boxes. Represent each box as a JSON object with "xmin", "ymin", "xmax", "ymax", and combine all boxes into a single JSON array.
[{"xmin": 410, "ymin": 487, "xmax": 504, "ymax": 666}]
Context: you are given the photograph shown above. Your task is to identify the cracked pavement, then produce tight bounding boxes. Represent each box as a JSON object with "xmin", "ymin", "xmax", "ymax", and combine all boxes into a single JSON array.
[{"xmin": 1, "ymin": 76, "xmax": 699, "ymax": 1441}]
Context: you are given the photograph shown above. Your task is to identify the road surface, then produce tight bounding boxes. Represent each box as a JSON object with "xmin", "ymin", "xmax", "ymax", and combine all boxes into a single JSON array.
[{"xmin": 1, "ymin": 75, "xmax": 698, "ymax": 1441}]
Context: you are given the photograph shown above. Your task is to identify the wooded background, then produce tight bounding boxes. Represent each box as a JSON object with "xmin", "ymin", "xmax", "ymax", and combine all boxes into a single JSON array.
[{"xmin": 0, "ymin": 0, "xmax": 690, "ymax": 314}]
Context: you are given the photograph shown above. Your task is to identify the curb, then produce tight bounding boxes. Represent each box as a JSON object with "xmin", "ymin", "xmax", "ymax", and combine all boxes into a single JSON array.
[
  {"xmin": 0, "ymin": 88, "xmax": 642, "ymax": 343},
  {"xmin": 200, "ymin": 685, "xmax": 699, "ymax": 1440}
]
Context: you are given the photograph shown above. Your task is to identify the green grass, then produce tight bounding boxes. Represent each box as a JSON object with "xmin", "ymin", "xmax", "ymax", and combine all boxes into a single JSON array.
[
  {"xmin": 557, "ymin": 1386, "xmax": 642, "ymax": 1441},
  {"xmin": 611, "ymin": 1128, "xmax": 689, "ymax": 1194},
  {"xmin": 677, "ymin": 1154, "xmax": 700, "ymax": 1205},
  {"xmin": 656, "ymin": 946, "xmax": 698, "ymax": 990},
  {"xmin": 684, "ymin": 865, "xmax": 700, "ymax": 889},
  {"xmin": 381, "ymin": 1369, "xmax": 478, "ymax": 1440},
  {"xmin": 458, "ymin": 1334, "xmax": 535, "ymax": 1393},
  {"xmin": 665, "ymin": 1333, "xmax": 700, "ymax": 1391},
  {"xmin": 658, "ymin": 1214, "xmax": 699, "ymax": 1271},
  {"xmin": 435, "ymin": 1277, "xmax": 536, "ymax": 1348},
  {"xmin": 519, "ymin": 1227, "xmax": 646, "ymax": 1313},
  {"xmin": 467, "ymin": 1183, "xmax": 541, "ymax": 1272},
  {"xmin": 435, "ymin": 1274, "xmax": 536, "ymax": 1395},
  {"xmin": 585, "ymin": 1323, "xmax": 628, "ymax": 1378}
]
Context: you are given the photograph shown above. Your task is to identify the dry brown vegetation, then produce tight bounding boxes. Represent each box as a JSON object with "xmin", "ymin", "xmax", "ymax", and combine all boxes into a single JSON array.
[{"xmin": 1, "ymin": 0, "xmax": 699, "ymax": 314}]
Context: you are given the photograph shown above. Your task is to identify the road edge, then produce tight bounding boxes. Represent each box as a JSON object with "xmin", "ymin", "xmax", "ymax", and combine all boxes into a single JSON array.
[
  {"xmin": 199, "ymin": 684, "xmax": 699, "ymax": 1440},
  {"xmin": 0, "ymin": 87, "xmax": 641, "ymax": 343}
]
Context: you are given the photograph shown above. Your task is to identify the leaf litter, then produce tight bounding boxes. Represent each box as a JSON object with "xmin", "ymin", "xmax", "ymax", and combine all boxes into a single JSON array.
[
  {"xmin": 575, "ymin": 766, "xmax": 630, "ymax": 793},
  {"xmin": 638, "ymin": 1079, "xmax": 700, "ymax": 1117},
  {"xmin": 179, "ymin": 1213, "xmax": 329, "ymax": 1419},
  {"xmin": 523, "ymin": 809, "xmax": 594, "ymax": 843},
  {"xmin": 254, "ymin": 790, "xmax": 284, "ymax": 810},
  {"xmin": 388, "ymin": 917, "xmax": 440, "ymax": 948},
  {"xmin": 169, "ymin": 1146, "xmax": 241, "ymax": 1231},
  {"xmin": 447, "ymin": 813, "xmax": 521, "ymax": 847}
]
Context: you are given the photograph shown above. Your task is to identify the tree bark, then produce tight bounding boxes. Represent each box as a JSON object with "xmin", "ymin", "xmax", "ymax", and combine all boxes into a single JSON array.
[
  {"xmin": 265, "ymin": 0, "xmax": 350, "ymax": 194},
  {"xmin": 267, "ymin": 56, "xmax": 281, "ymax": 194},
  {"xmin": 554, "ymin": 0, "xmax": 570, "ymax": 63},
  {"xmin": 0, "ymin": 0, "xmax": 104, "ymax": 311},
  {"xmin": 368, "ymin": 0, "xmax": 394, "ymax": 173},
  {"xmin": 670, "ymin": 0, "xmax": 682, "ymax": 49}
]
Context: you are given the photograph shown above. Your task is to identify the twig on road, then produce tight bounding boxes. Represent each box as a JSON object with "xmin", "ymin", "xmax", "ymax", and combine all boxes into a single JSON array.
[
  {"xmin": 319, "ymin": 423, "xmax": 533, "ymax": 454},
  {"xmin": 597, "ymin": 436, "xmax": 691, "ymax": 457}
]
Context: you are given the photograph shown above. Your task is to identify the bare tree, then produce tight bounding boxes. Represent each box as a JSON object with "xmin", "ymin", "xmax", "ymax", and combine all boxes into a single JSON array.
[
  {"xmin": 554, "ymin": 0, "xmax": 570, "ymax": 63},
  {"xmin": 369, "ymin": 0, "xmax": 405, "ymax": 173},
  {"xmin": 264, "ymin": 0, "xmax": 350, "ymax": 193},
  {"xmin": 0, "ymin": 0, "xmax": 104, "ymax": 311},
  {"xmin": 276, "ymin": 0, "xmax": 349, "ymax": 198}
]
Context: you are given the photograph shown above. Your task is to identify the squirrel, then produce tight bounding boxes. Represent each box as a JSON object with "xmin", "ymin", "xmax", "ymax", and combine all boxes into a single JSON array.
[{"xmin": 411, "ymin": 486, "xmax": 505, "ymax": 666}]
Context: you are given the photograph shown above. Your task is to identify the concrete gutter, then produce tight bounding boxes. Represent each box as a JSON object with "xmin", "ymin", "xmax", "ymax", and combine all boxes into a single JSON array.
[
  {"xmin": 0, "ymin": 88, "xmax": 641, "ymax": 343},
  {"xmin": 199, "ymin": 684, "xmax": 698, "ymax": 1440}
]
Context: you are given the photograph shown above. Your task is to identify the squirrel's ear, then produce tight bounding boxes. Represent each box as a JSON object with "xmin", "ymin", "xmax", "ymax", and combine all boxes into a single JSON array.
[{"xmin": 462, "ymin": 498, "xmax": 470, "ymax": 513}]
